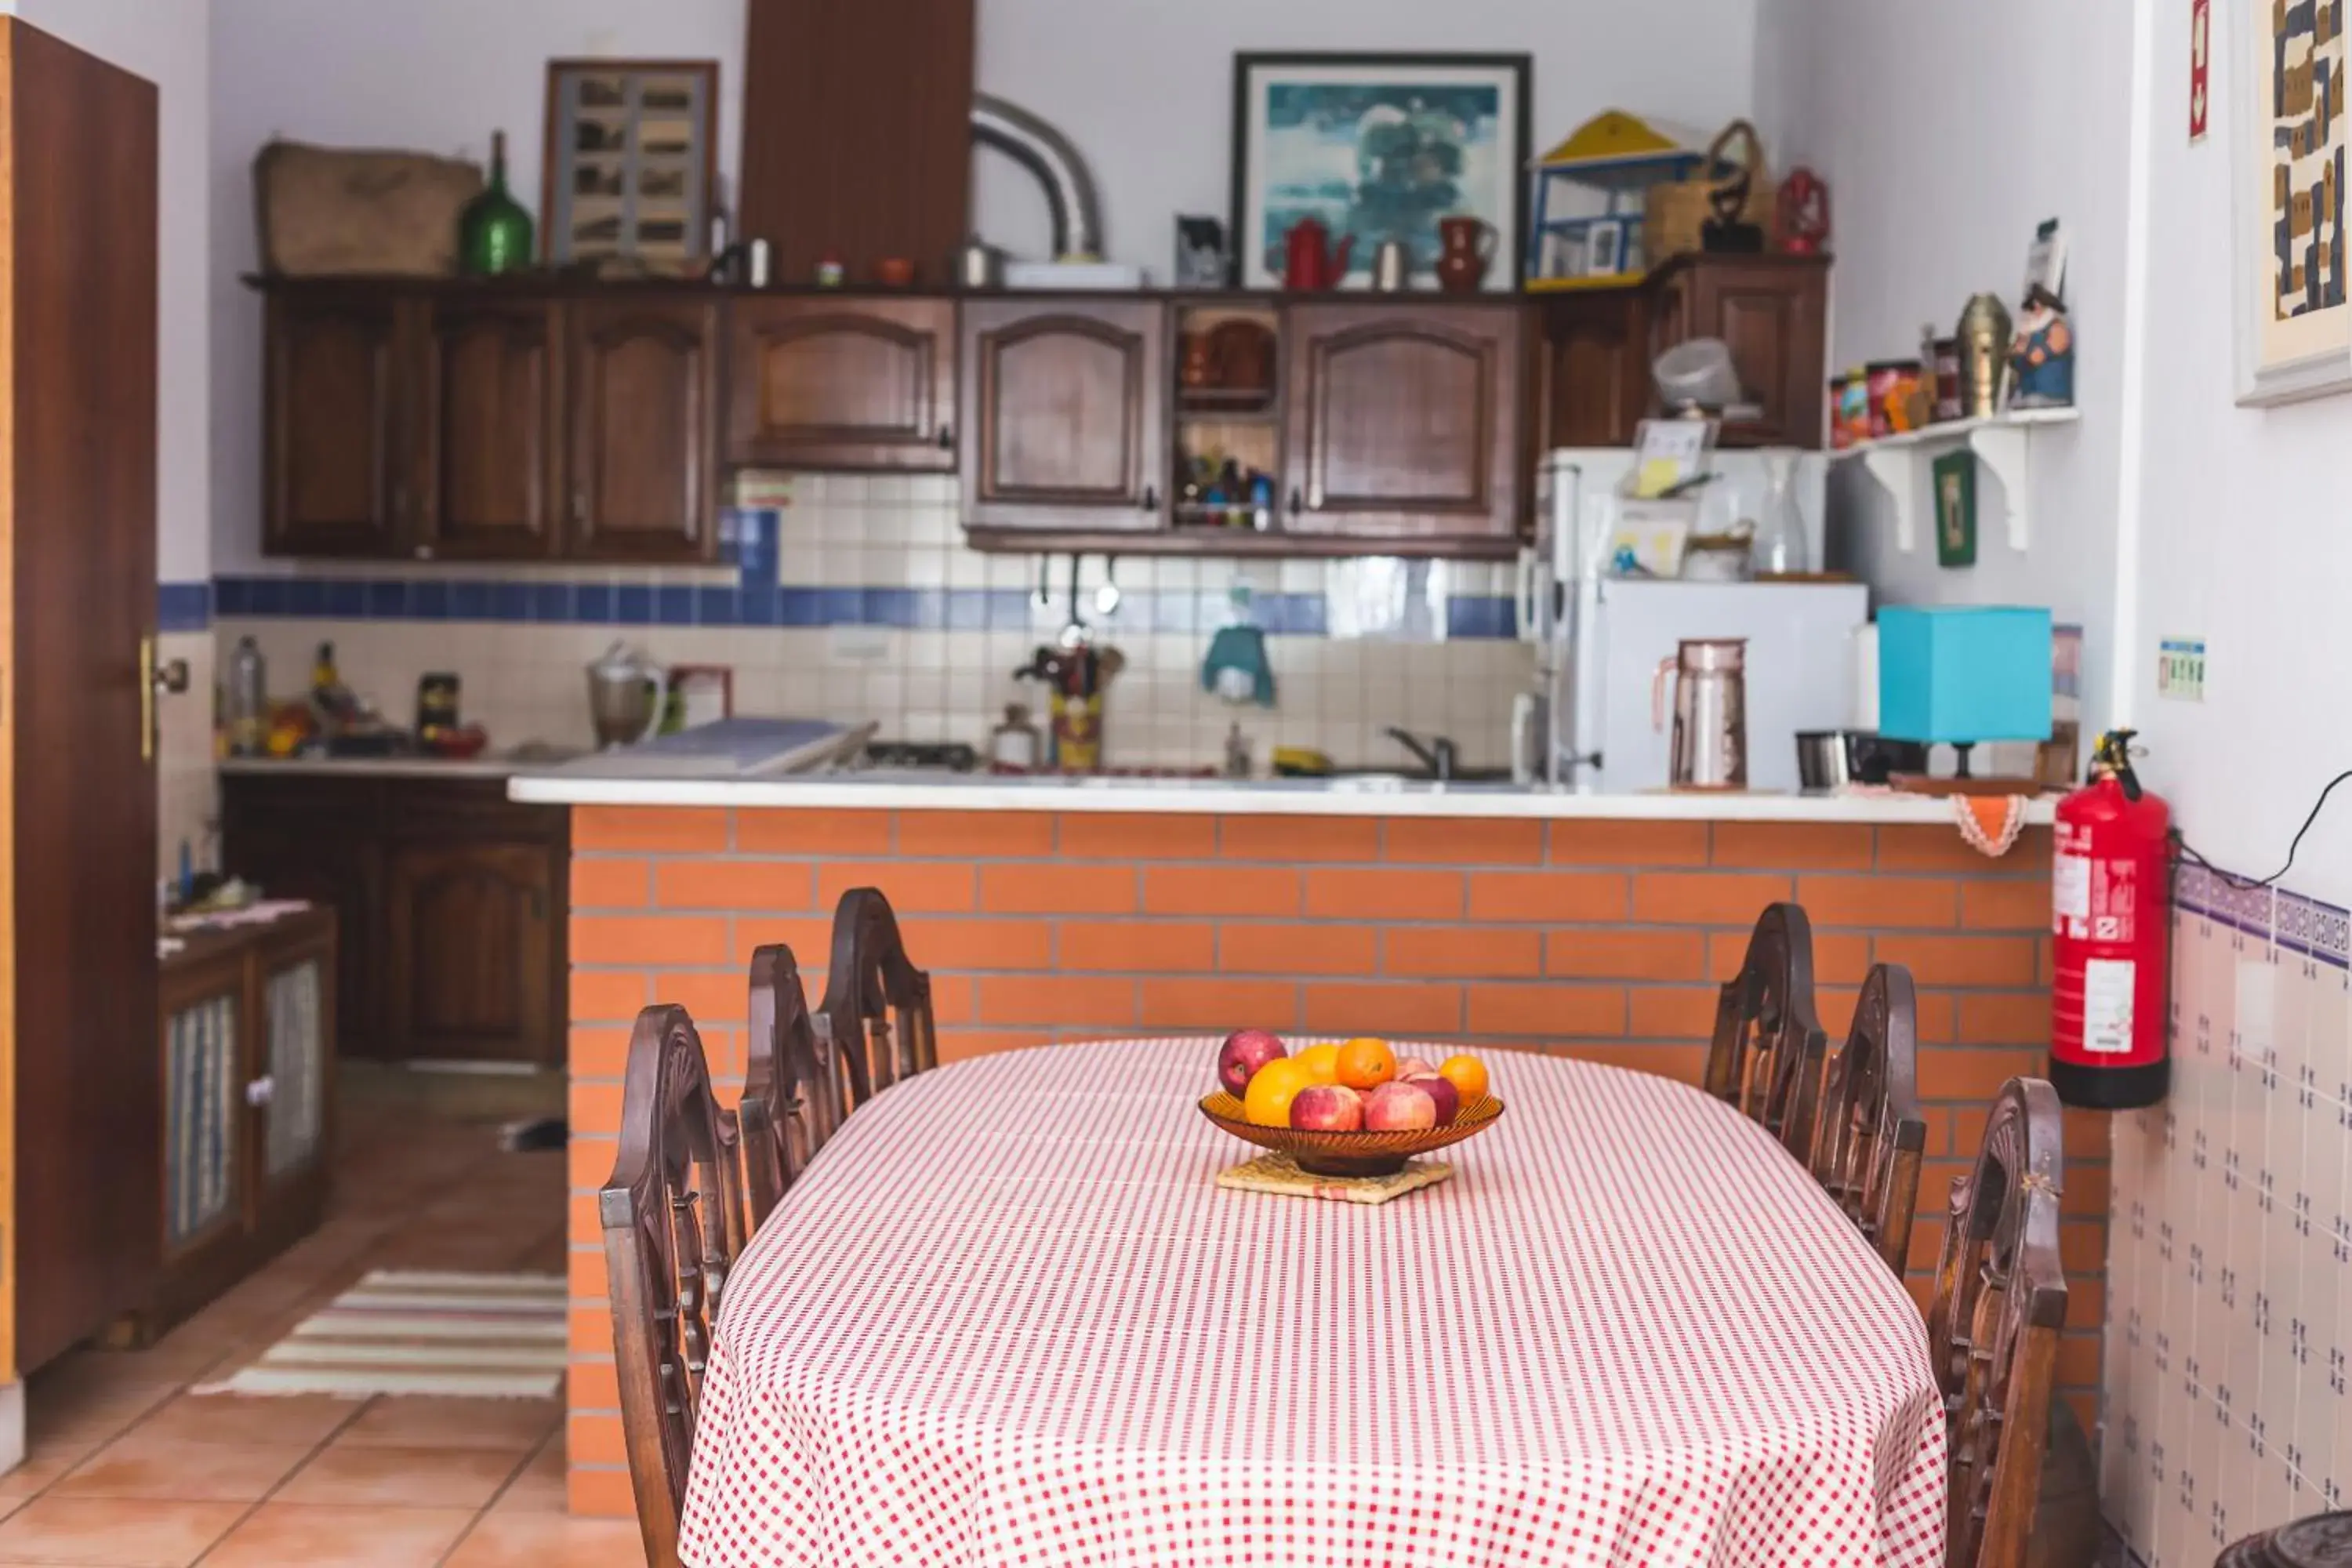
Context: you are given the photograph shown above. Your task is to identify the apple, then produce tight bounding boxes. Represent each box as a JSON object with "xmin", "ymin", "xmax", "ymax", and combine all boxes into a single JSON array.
[
  {"xmin": 1363, "ymin": 1080, "xmax": 1438, "ymax": 1131},
  {"xmin": 1417, "ymin": 1075, "xmax": 1461, "ymax": 1126},
  {"xmin": 1218, "ymin": 1029, "xmax": 1287, "ymax": 1097},
  {"xmin": 1289, "ymin": 1083, "xmax": 1364, "ymax": 1131},
  {"xmin": 1395, "ymin": 1056, "xmax": 1440, "ymax": 1081}
]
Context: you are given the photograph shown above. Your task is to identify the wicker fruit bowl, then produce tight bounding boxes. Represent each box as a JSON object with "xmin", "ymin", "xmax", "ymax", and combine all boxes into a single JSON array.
[{"xmin": 1198, "ymin": 1091, "xmax": 1504, "ymax": 1178}]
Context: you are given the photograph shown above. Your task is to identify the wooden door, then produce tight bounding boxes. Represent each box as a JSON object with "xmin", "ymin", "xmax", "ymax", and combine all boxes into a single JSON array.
[
  {"xmin": 384, "ymin": 842, "xmax": 557, "ymax": 1065},
  {"xmin": 961, "ymin": 299, "xmax": 1167, "ymax": 535},
  {"xmin": 413, "ymin": 297, "xmax": 563, "ymax": 560},
  {"xmin": 727, "ymin": 297, "xmax": 956, "ymax": 470},
  {"xmin": 1281, "ymin": 303, "xmax": 1522, "ymax": 546},
  {"xmin": 1646, "ymin": 256, "xmax": 1828, "ymax": 448},
  {"xmin": 567, "ymin": 297, "xmax": 718, "ymax": 561},
  {"xmin": 1539, "ymin": 289, "xmax": 1647, "ymax": 448},
  {"xmin": 264, "ymin": 288, "xmax": 406, "ymax": 556},
  {"xmin": 5, "ymin": 18, "xmax": 164, "ymax": 1372},
  {"xmin": 249, "ymin": 915, "xmax": 335, "ymax": 1250}
]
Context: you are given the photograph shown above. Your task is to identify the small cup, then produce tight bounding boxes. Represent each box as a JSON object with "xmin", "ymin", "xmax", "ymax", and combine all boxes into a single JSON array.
[{"xmin": 873, "ymin": 256, "xmax": 916, "ymax": 287}]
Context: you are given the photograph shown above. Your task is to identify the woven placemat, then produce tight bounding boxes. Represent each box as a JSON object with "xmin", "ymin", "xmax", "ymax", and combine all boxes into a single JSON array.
[{"xmin": 1214, "ymin": 1152, "xmax": 1453, "ymax": 1205}]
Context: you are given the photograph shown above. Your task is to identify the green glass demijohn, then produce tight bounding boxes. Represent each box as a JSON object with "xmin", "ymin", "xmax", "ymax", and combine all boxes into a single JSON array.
[{"xmin": 458, "ymin": 130, "xmax": 535, "ymax": 275}]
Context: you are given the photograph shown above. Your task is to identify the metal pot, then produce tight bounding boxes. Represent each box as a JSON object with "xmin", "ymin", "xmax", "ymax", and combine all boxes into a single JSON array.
[{"xmin": 1796, "ymin": 730, "xmax": 1930, "ymax": 789}]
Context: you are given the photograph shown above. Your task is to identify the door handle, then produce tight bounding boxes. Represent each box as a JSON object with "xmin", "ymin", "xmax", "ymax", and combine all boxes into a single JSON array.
[
  {"xmin": 139, "ymin": 637, "xmax": 189, "ymax": 763},
  {"xmin": 1140, "ymin": 486, "xmax": 1159, "ymax": 512},
  {"xmin": 245, "ymin": 1075, "xmax": 277, "ymax": 1108}
]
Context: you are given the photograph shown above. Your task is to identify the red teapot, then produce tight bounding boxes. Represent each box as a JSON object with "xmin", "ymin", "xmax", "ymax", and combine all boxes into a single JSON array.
[{"xmin": 1282, "ymin": 216, "xmax": 1353, "ymax": 290}]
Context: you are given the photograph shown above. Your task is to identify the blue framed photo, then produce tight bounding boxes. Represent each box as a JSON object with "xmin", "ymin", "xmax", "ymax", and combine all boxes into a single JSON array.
[{"xmin": 1229, "ymin": 52, "xmax": 1530, "ymax": 292}]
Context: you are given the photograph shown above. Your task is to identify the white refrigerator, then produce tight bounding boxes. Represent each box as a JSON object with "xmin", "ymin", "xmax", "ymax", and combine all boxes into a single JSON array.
[{"xmin": 1525, "ymin": 450, "xmax": 1867, "ymax": 794}]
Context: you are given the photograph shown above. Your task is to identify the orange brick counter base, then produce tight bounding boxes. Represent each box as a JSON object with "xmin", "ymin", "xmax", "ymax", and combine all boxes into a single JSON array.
[{"xmin": 560, "ymin": 804, "xmax": 2105, "ymax": 1516}]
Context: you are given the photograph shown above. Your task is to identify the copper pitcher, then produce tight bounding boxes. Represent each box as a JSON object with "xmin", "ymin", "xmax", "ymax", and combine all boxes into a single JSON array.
[{"xmin": 1652, "ymin": 637, "xmax": 1748, "ymax": 790}]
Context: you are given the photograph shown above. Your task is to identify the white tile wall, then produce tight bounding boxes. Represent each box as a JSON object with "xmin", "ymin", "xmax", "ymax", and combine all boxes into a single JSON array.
[
  {"xmin": 158, "ymin": 630, "xmax": 215, "ymax": 880},
  {"xmin": 214, "ymin": 475, "xmax": 1534, "ymax": 773},
  {"xmin": 2103, "ymin": 866, "xmax": 2352, "ymax": 1563}
]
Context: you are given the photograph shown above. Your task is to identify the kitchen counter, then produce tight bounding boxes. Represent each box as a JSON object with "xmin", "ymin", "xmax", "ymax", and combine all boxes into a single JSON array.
[
  {"xmin": 507, "ymin": 768, "xmax": 2058, "ymax": 826},
  {"xmin": 223, "ymin": 752, "xmax": 578, "ymax": 781}
]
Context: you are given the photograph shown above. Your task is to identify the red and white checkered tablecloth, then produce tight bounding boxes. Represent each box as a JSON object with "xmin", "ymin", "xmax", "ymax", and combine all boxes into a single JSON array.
[{"xmin": 680, "ymin": 1039, "xmax": 1945, "ymax": 1568}]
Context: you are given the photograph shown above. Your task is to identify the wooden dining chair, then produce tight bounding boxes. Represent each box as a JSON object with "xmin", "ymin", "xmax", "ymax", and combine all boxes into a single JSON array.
[
  {"xmin": 739, "ymin": 942, "xmax": 851, "ymax": 1226},
  {"xmin": 599, "ymin": 1005, "xmax": 748, "ymax": 1568},
  {"xmin": 1704, "ymin": 902, "xmax": 1829, "ymax": 1157},
  {"xmin": 816, "ymin": 887, "xmax": 938, "ymax": 1098},
  {"xmin": 1926, "ymin": 1076, "xmax": 2069, "ymax": 1568},
  {"xmin": 1808, "ymin": 962, "xmax": 1929, "ymax": 1273}
]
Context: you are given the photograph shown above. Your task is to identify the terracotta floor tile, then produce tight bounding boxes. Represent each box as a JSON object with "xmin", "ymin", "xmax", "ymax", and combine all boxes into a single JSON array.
[
  {"xmin": 198, "ymin": 1503, "xmax": 477, "ymax": 1568},
  {"xmin": 486, "ymin": 1436, "xmax": 564, "ymax": 1515},
  {"xmin": 53, "ymin": 1432, "xmax": 313, "ymax": 1502},
  {"xmin": 133, "ymin": 1392, "xmax": 361, "ymax": 1448},
  {"xmin": 337, "ymin": 1397, "xmax": 560, "ymax": 1454},
  {"xmin": 275, "ymin": 1439, "xmax": 521, "ymax": 1511},
  {"xmin": 443, "ymin": 1511, "xmax": 648, "ymax": 1567},
  {"xmin": 0, "ymin": 1496, "xmax": 243, "ymax": 1566}
]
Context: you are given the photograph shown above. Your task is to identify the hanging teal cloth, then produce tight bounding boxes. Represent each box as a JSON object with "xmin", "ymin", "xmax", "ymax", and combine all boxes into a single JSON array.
[{"xmin": 1200, "ymin": 623, "xmax": 1276, "ymax": 706}]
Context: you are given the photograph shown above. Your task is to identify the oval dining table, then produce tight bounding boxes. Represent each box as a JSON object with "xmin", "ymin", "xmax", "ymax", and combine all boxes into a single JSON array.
[{"xmin": 678, "ymin": 1038, "xmax": 1946, "ymax": 1568}]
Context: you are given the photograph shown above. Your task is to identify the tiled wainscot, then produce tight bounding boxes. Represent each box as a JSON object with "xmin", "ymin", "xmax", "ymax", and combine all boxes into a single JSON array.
[{"xmin": 2103, "ymin": 866, "xmax": 2352, "ymax": 1566}]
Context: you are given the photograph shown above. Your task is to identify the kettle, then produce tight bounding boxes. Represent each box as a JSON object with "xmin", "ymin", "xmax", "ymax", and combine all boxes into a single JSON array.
[
  {"xmin": 1652, "ymin": 637, "xmax": 1748, "ymax": 790},
  {"xmin": 586, "ymin": 642, "xmax": 668, "ymax": 750},
  {"xmin": 1282, "ymin": 216, "xmax": 1354, "ymax": 290}
]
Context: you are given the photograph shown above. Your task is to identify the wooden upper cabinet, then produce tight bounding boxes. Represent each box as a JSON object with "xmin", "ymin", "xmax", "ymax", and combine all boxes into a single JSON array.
[
  {"xmin": 727, "ymin": 296, "xmax": 956, "ymax": 470},
  {"xmin": 961, "ymin": 298, "xmax": 1167, "ymax": 534},
  {"xmin": 412, "ymin": 298, "xmax": 563, "ymax": 560},
  {"xmin": 264, "ymin": 289, "xmax": 405, "ymax": 555},
  {"xmin": 1540, "ymin": 288, "xmax": 1648, "ymax": 448},
  {"xmin": 567, "ymin": 296, "xmax": 720, "ymax": 561},
  {"xmin": 1281, "ymin": 303, "xmax": 1522, "ymax": 545},
  {"xmin": 1646, "ymin": 254, "xmax": 1828, "ymax": 448}
]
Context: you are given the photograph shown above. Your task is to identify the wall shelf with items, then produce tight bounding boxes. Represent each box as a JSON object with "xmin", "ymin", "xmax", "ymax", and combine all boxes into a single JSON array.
[{"xmin": 1830, "ymin": 405, "xmax": 2080, "ymax": 554}]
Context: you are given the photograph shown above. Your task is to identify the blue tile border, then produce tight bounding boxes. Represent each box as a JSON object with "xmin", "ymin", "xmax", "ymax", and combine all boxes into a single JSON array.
[{"xmin": 197, "ymin": 576, "xmax": 1526, "ymax": 640}]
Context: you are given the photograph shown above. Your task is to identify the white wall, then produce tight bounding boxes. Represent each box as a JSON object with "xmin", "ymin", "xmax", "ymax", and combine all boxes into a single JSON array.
[
  {"xmin": 208, "ymin": 0, "xmax": 1761, "ymax": 571},
  {"xmin": 1754, "ymin": 0, "xmax": 2133, "ymax": 747},
  {"xmin": 10, "ymin": 0, "xmax": 209, "ymax": 583},
  {"xmin": 2125, "ymin": 7, "xmax": 2352, "ymax": 903}
]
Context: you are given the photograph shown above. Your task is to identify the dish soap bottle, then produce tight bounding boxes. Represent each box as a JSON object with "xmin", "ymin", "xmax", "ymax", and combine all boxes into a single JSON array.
[
  {"xmin": 1752, "ymin": 449, "xmax": 1809, "ymax": 576},
  {"xmin": 458, "ymin": 130, "xmax": 535, "ymax": 276}
]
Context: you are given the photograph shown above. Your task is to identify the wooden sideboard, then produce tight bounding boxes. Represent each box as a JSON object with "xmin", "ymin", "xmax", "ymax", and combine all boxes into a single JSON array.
[
  {"xmin": 111, "ymin": 906, "xmax": 337, "ymax": 1347},
  {"xmin": 252, "ymin": 256, "xmax": 1827, "ymax": 564}
]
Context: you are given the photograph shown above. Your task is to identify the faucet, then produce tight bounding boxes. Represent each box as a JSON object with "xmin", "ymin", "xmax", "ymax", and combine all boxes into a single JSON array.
[{"xmin": 1383, "ymin": 727, "xmax": 1457, "ymax": 782}]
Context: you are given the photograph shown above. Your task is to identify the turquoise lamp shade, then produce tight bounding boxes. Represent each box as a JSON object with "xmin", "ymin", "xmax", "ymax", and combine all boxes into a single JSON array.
[{"xmin": 1877, "ymin": 607, "xmax": 2052, "ymax": 773}]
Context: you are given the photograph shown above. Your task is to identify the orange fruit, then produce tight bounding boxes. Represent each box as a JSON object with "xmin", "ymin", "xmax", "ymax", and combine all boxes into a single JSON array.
[
  {"xmin": 1336, "ymin": 1036, "xmax": 1396, "ymax": 1091},
  {"xmin": 1243, "ymin": 1058, "xmax": 1315, "ymax": 1126},
  {"xmin": 1295, "ymin": 1043, "xmax": 1341, "ymax": 1084},
  {"xmin": 1439, "ymin": 1054, "xmax": 1490, "ymax": 1104}
]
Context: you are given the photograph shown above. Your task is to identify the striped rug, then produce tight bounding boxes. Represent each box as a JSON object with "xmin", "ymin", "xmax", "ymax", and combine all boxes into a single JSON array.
[{"xmin": 198, "ymin": 1270, "xmax": 566, "ymax": 1399}]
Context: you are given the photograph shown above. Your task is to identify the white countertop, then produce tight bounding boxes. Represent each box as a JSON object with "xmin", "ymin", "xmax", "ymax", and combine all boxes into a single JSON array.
[{"xmin": 505, "ymin": 768, "xmax": 2058, "ymax": 826}]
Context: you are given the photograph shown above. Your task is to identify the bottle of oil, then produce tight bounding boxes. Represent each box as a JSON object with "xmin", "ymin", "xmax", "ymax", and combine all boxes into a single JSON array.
[{"xmin": 227, "ymin": 637, "xmax": 267, "ymax": 757}]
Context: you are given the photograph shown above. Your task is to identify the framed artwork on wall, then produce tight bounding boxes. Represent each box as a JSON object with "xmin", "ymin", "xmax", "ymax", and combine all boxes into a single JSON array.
[
  {"xmin": 543, "ymin": 59, "xmax": 719, "ymax": 275},
  {"xmin": 1229, "ymin": 52, "xmax": 1530, "ymax": 292},
  {"xmin": 1933, "ymin": 449, "xmax": 1977, "ymax": 568},
  {"xmin": 2231, "ymin": 0, "xmax": 2352, "ymax": 404}
]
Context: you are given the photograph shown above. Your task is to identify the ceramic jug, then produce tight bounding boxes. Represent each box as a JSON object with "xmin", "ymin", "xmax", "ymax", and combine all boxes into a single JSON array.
[{"xmin": 1435, "ymin": 215, "xmax": 1497, "ymax": 292}]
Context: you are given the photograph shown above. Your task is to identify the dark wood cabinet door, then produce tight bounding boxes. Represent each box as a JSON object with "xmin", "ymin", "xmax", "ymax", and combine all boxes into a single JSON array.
[
  {"xmin": 384, "ymin": 842, "xmax": 557, "ymax": 1066},
  {"xmin": 568, "ymin": 297, "xmax": 719, "ymax": 561},
  {"xmin": 961, "ymin": 298, "xmax": 1167, "ymax": 534},
  {"xmin": 220, "ymin": 785, "xmax": 383, "ymax": 1062},
  {"xmin": 264, "ymin": 290, "xmax": 406, "ymax": 556},
  {"xmin": 1540, "ymin": 289, "xmax": 1647, "ymax": 448},
  {"xmin": 1646, "ymin": 256, "xmax": 1828, "ymax": 448},
  {"xmin": 414, "ymin": 298, "xmax": 563, "ymax": 560},
  {"xmin": 1282, "ymin": 303, "xmax": 1522, "ymax": 544},
  {"xmin": 728, "ymin": 296, "xmax": 956, "ymax": 470}
]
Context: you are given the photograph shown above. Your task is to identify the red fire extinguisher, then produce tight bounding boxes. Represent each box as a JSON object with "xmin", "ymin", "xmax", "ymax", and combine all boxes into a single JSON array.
[{"xmin": 2050, "ymin": 729, "xmax": 2172, "ymax": 1109}]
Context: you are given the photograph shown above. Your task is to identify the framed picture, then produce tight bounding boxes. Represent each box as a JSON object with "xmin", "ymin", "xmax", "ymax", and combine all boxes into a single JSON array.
[
  {"xmin": 2230, "ymin": 0, "xmax": 2352, "ymax": 404},
  {"xmin": 1933, "ymin": 449, "xmax": 1978, "ymax": 568},
  {"xmin": 543, "ymin": 59, "xmax": 719, "ymax": 275},
  {"xmin": 1229, "ymin": 52, "xmax": 1530, "ymax": 292}
]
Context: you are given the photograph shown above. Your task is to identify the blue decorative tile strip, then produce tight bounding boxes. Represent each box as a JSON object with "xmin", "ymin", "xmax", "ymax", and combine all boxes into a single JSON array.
[
  {"xmin": 206, "ymin": 576, "xmax": 1525, "ymax": 639},
  {"xmin": 157, "ymin": 581, "xmax": 212, "ymax": 633}
]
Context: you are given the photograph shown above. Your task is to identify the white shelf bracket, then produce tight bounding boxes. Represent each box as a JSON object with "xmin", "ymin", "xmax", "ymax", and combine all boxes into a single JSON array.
[
  {"xmin": 1967, "ymin": 423, "xmax": 2034, "ymax": 550},
  {"xmin": 1857, "ymin": 447, "xmax": 1919, "ymax": 553}
]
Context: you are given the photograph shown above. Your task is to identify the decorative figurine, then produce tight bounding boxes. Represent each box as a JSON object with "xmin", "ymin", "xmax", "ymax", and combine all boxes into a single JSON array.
[
  {"xmin": 2009, "ymin": 285, "xmax": 2075, "ymax": 407},
  {"xmin": 1777, "ymin": 167, "xmax": 1830, "ymax": 256}
]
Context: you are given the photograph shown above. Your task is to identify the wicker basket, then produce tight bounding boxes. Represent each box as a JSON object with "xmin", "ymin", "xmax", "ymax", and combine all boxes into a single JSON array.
[{"xmin": 1642, "ymin": 119, "xmax": 1775, "ymax": 265}]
